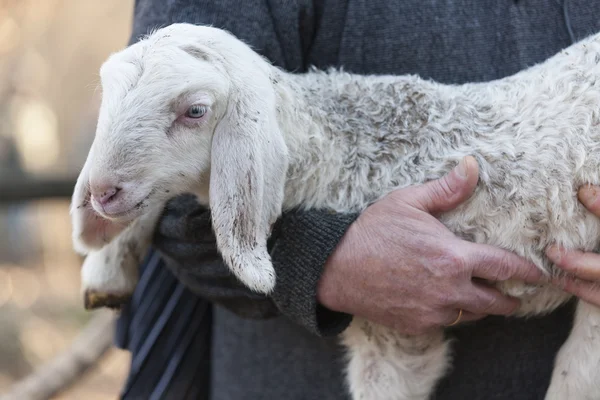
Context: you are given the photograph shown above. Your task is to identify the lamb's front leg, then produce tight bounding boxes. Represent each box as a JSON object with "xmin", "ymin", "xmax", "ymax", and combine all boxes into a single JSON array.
[
  {"xmin": 81, "ymin": 207, "xmax": 162, "ymax": 310},
  {"xmin": 545, "ymin": 300, "xmax": 600, "ymax": 400},
  {"xmin": 342, "ymin": 319, "xmax": 450, "ymax": 400}
]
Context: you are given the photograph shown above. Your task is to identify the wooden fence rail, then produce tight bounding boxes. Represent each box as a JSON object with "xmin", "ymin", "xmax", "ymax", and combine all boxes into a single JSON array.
[{"xmin": 0, "ymin": 177, "xmax": 76, "ymax": 203}]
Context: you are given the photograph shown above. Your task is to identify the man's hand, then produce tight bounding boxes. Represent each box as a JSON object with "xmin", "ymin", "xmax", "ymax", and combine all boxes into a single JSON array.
[
  {"xmin": 545, "ymin": 186, "xmax": 600, "ymax": 305},
  {"xmin": 317, "ymin": 156, "xmax": 544, "ymax": 335}
]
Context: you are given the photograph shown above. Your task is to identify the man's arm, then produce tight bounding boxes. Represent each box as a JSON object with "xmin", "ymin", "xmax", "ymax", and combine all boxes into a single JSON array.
[{"xmin": 154, "ymin": 194, "xmax": 357, "ymax": 336}]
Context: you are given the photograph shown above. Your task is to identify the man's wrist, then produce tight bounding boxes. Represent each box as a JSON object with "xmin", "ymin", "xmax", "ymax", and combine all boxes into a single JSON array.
[
  {"xmin": 316, "ymin": 221, "xmax": 362, "ymax": 315},
  {"xmin": 269, "ymin": 209, "xmax": 359, "ymax": 336}
]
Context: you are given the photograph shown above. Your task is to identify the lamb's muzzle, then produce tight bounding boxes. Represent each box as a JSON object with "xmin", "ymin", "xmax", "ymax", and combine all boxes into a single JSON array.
[{"xmin": 71, "ymin": 23, "xmax": 600, "ymax": 400}]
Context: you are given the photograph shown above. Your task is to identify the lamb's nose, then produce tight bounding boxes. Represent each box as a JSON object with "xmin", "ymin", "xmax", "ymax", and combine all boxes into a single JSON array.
[{"xmin": 91, "ymin": 183, "xmax": 121, "ymax": 206}]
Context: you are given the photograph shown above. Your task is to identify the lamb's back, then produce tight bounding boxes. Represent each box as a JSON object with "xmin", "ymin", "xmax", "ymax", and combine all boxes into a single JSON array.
[{"xmin": 287, "ymin": 32, "xmax": 600, "ymax": 314}]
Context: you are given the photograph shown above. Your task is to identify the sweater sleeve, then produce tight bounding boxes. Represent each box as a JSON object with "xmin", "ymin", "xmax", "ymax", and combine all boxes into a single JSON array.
[
  {"xmin": 270, "ymin": 210, "xmax": 358, "ymax": 336},
  {"xmin": 152, "ymin": 194, "xmax": 358, "ymax": 336}
]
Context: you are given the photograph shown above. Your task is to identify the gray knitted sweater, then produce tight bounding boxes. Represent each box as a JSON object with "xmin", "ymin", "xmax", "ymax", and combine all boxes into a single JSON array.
[{"xmin": 115, "ymin": 1, "xmax": 600, "ymax": 399}]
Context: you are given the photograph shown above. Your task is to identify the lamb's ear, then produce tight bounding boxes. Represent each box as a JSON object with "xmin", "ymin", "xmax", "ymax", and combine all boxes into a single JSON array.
[
  {"xmin": 70, "ymin": 156, "xmax": 126, "ymax": 255},
  {"xmin": 209, "ymin": 89, "xmax": 288, "ymax": 294}
]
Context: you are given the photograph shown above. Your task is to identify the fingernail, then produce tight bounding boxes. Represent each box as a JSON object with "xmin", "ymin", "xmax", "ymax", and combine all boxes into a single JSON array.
[
  {"xmin": 546, "ymin": 246, "xmax": 561, "ymax": 263},
  {"xmin": 456, "ymin": 158, "xmax": 468, "ymax": 179}
]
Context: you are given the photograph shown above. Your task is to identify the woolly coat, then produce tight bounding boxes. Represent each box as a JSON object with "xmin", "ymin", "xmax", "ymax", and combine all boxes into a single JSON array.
[{"xmin": 114, "ymin": 1, "xmax": 600, "ymax": 399}]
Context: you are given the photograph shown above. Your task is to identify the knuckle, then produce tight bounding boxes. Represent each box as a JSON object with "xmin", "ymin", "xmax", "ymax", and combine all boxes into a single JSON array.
[
  {"xmin": 439, "ymin": 246, "xmax": 469, "ymax": 277},
  {"xmin": 477, "ymin": 248, "xmax": 504, "ymax": 270},
  {"xmin": 560, "ymin": 259, "xmax": 579, "ymax": 275},
  {"xmin": 477, "ymin": 249, "xmax": 524, "ymax": 282},
  {"xmin": 387, "ymin": 188, "xmax": 406, "ymax": 204},
  {"xmin": 498, "ymin": 254, "xmax": 524, "ymax": 279},
  {"xmin": 489, "ymin": 261, "xmax": 512, "ymax": 281},
  {"xmin": 434, "ymin": 290, "xmax": 454, "ymax": 307},
  {"xmin": 557, "ymin": 254, "xmax": 582, "ymax": 275},
  {"xmin": 435, "ymin": 176, "xmax": 459, "ymax": 199}
]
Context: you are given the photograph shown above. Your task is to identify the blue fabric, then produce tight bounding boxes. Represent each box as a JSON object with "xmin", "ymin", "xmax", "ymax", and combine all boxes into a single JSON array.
[{"xmin": 115, "ymin": 250, "xmax": 211, "ymax": 400}]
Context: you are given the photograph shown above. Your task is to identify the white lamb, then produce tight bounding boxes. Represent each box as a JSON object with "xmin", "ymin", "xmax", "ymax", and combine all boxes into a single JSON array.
[{"xmin": 71, "ymin": 23, "xmax": 600, "ymax": 400}]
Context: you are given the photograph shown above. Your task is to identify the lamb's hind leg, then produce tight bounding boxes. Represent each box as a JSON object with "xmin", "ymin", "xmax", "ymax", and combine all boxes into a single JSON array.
[
  {"xmin": 342, "ymin": 319, "xmax": 450, "ymax": 400},
  {"xmin": 545, "ymin": 300, "xmax": 600, "ymax": 400},
  {"xmin": 81, "ymin": 209, "xmax": 160, "ymax": 310}
]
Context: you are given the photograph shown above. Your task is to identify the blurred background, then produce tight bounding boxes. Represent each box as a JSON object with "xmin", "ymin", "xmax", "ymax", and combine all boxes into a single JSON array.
[{"xmin": 0, "ymin": 0, "xmax": 135, "ymax": 398}]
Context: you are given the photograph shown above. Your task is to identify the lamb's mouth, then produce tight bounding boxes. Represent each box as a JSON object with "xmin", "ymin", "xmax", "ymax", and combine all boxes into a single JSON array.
[{"xmin": 99, "ymin": 191, "xmax": 154, "ymax": 222}]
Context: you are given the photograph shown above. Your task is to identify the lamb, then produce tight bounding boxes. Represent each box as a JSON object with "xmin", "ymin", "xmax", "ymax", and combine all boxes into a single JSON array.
[{"xmin": 71, "ymin": 23, "xmax": 600, "ymax": 400}]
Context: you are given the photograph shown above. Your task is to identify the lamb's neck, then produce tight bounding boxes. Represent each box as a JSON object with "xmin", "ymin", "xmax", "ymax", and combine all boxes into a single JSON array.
[{"xmin": 274, "ymin": 69, "xmax": 450, "ymax": 212}]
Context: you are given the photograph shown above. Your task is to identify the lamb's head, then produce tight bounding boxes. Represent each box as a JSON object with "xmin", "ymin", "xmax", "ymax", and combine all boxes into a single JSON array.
[{"xmin": 71, "ymin": 23, "xmax": 289, "ymax": 293}]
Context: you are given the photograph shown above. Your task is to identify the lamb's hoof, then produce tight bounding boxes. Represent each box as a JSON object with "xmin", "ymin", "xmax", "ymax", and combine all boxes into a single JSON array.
[{"xmin": 83, "ymin": 289, "xmax": 131, "ymax": 311}]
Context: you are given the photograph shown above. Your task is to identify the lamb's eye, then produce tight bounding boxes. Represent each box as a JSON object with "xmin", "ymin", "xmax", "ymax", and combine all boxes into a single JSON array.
[{"xmin": 186, "ymin": 104, "xmax": 207, "ymax": 118}]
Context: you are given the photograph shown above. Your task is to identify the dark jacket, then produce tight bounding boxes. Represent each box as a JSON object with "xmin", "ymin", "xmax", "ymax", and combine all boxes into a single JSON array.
[{"xmin": 115, "ymin": 1, "xmax": 598, "ymax": 399}]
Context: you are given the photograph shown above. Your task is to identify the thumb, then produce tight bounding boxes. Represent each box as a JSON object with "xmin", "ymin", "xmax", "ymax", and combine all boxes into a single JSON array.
[{"xmin": 407, "ymin": 156, "xmax": 480, "ymax": 214}]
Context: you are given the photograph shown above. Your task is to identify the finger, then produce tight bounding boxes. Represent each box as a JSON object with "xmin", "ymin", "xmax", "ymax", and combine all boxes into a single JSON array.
[
  {"xmin": 406, "ymin": 156, "xmax": 480, "ymax": 215},
  {"xmin": 468, "ymin": 242, "xmax": 543, "ymax": 284},
  {"xmin": 546, "ymin": 245, "xmax": 600, "ymax": 282},
  {"xmin": 442, "ymin": 309, "xmax": 486, "ymax": 326},
  {"xmin": 558, "ymin": 277, "xmax": 600, "ymax": 306},
  {"xmin": 578, "ymin": 185, "xmax": 600, "ymax": 217},
  {"xmin": 460, "ymin": 283, "xmax": 520, "ymax": 316}
]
